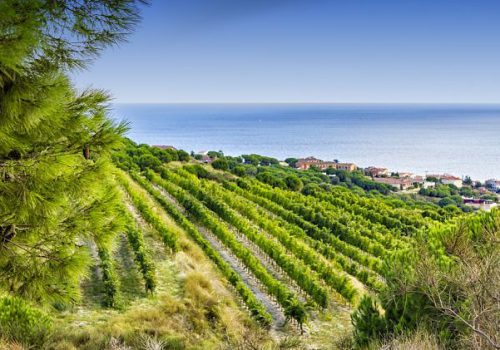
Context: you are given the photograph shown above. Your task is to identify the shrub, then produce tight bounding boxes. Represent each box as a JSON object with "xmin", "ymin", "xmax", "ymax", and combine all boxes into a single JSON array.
[
  {"xmin": 351, "ymin": 296, "xmax": 386, "ymax": 348},
  {"xmin": 285, "ymin": 175, "xmax": 303, "ymax": 191},
  {"xmin": 177, "ymin": 150, "xmax": 190, "ymax": 162},
  {"xmin": 0, "ymin": 296, "xmax": 52, "ymax": 347},
  {"xmin": 211, "ymin": 158, "xmax": 229, "ymax": 171},
  {"xmin": 231, "ymin": 165, "xmax": 247, "ymax": 177}
]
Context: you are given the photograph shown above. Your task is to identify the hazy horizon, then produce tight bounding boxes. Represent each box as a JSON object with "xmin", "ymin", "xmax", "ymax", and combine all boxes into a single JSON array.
[
  {"xmin": 112, "ymin": 103, "xmax": 500, "ymax": 181},
  {"xmin": 113, "ymin": 102, "xmax": 500, "ymax": 105}
]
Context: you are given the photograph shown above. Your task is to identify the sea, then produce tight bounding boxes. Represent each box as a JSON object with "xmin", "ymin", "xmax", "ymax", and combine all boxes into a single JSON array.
[{"xmin": 111, "ymin": 104, "xmax": 500, "ymax": 181}]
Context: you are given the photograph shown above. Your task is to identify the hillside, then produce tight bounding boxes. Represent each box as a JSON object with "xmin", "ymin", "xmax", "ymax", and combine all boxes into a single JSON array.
[
  {"xmin": 60, "ymin": 142, "xmax": 451, "ymax": 347},
  {"xmin": 1, "ymin": 2, "xmax": 498, "ymax": 348},
  {"xmin": 1, "ymin": 140, "xmax": 498, "ymax": 349}
]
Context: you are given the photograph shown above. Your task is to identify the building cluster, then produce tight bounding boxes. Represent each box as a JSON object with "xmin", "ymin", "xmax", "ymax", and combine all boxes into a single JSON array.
[
  {"xmin": 370, "ymin": 176, "xmax": 417, "ymax": 190},
  {"xmin": 295, "ymin": 157, "xmax": 357, "ymax": 171},
  {"xmin": 364, "ymin": 166, "xmax": 427, "ymax": 190},
  {"xmin": 426, "ymin": 174, "xmax": 463, "ymax": 188},
  {"xmin": 292, "ymin": 155, "xmax": 499, "ymax": 211},
  {"xmin": 485, "ymin": 179, "xmax": 500, "ymax": 192},
  {"xmin": 187, "ymin": 148, "xmax": 499, "ymax": 211},
  {"xmin": 364, "ymin": 166, "xmax": 389, "ymax": 177}
]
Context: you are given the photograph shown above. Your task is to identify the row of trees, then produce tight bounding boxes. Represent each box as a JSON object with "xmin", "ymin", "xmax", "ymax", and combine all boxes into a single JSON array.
[
  {"xmin": 119, "ymin": 207, "xmax": 157, "ymax": 294},
  {"xmin": 239, "ymin": 178, "xmax": 390, "ymax": 258},
  {"xmin": 113, "ymin": 140, "xmax": 190, "ymax": 172},
  {"xmin": 198, "ymin": 173, "xmax": 384, "ymax": 292},
  {"xmin": 96, "ymin": 244, "xmax": 121, "ymax": 308},
  {"xmin": 116, "ymin": 171, "xmax": 180, "ymax": 252},
  {"xmin": 219, "ymin": 179, "xmax": 384, "ymax": 273},
  {"xmin": 253, "ymin": 179, "xmax": 407, "ymax": 251},
  {"xmin": 325, "ymin": 169, "xmax": 394, "ymax": 194},
  {"xmin": 129, "ymin": 171, "xmax": 274, "ymax": 327},
  {"xmin": 146, "ymin": 170, "xmax": 308, "ymax": 326},
  {"xmin": 314, "ymin": 188, "xmax": 420, "ymax": 235},
  {"xmin": 165, "ymin": 167, "xmax": 336, "ymax": 306},
  {"xmin": 329, "ymin": 185, "xmax": 447, "ymax": 226}
]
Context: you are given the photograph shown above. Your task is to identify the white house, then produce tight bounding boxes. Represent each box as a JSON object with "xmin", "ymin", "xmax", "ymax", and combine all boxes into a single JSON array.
[
  {"xmin": 440, "ymin": 175, "xmax": 462, "ymax": 188},
  {"xmin": 422, "ymin": 181, "xmax": 435, "ymax": 189},
  {"xmin": 485, "ymin": 179, "xmax": 500, "ymax": 192}
]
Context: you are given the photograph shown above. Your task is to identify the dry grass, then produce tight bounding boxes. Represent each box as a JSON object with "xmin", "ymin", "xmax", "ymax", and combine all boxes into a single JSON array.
[
  {"xmin": 0, "ymin": 340, "xmax": 27, "ymax": 350},
  {"xmin": 48, "ymin": 268, "xmax": 270, "ymax": 349},
  {"xmin": 376, "ymin": 331, "xmax": 442, "ymax": 350}
]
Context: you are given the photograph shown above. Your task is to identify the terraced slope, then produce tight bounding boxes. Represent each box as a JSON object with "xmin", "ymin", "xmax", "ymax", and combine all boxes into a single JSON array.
[{"xmin": 108, "ymin": 145, "xmax": 449, "ymax": 341}]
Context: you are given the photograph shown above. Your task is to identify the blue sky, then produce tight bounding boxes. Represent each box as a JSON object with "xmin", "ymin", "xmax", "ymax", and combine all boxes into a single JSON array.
[{"xmin": 73, "ymin": 0, "xmax": 500, "ymax": 103}]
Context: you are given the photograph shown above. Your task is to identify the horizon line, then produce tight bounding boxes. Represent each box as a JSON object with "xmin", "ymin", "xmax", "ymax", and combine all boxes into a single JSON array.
[{"xmin": 112, "ymin": 101, "xmax": 500, "ymax": 105}]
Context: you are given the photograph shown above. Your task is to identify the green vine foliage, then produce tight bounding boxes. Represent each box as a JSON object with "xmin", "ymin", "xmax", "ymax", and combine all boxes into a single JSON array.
[
  {"xmin": 148, "ymin": 170, "xmax": 304, "ymax": 322},
  {"xmin": 116, "ymin": 171, "xmax": 180, "ymax": 252},
  {"xmin": 125, "ymin": 223, "xmax": 157, "ymax": 294},
  {"xmin": 96, "ymin": 244, "xmax": 121, "ymax": 308},
  {"xmin": 131, "ymin": 171, "xmax": 273, "ymax": 327},
  {"xmin": 164, "ymin": 168, "xmax": 337, "ymax": 306}
]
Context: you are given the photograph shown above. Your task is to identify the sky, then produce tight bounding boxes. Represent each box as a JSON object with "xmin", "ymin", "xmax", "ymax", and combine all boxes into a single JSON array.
[{"xmin": 72, "ymin": 0, "xmax": 500, "ymax": 103}]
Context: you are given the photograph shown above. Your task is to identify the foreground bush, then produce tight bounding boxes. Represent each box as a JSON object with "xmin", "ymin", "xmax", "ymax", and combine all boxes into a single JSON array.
[
  {"xmin": 350, "ymin": 210, "xmax": 500, "ymax": 349},
  {"xmin": 0, "ymin": 296, "xmax": 52, "ymax": 347}
]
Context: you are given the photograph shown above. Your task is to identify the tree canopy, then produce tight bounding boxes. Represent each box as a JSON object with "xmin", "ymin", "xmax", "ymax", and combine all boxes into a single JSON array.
[{"xmin": 0, "ymin": 0, "xmax": 145, "ymax": 304}]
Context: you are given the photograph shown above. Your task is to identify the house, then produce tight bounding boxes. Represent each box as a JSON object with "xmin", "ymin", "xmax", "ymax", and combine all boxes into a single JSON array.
[
  {"xmin": 426, "ymin": 174, "xmax": 463, "ymax": 188},
  {"xmin": 372, "ymin": 177, "xmax": 414, "ymax": 191},
  {"xmin": 336, "ymin": 163, "xmax": 357, "ymax": 171},
  {"xmin": 295, "ymin": 157, "xmax": 357, "ymax": 171},
  {"xmin": 399, "ymin": 172, "xmax": 413, "ymax": 178},
  {"xmin": 463, "ymin": 198, "xmax": 498, "ymax": 211},
  {"xmin": 411, "ymin": 175, "xmax": 425, "ymax": 184},
  {"xmin": 478, "ymin": 187, "xmax": 489, "ymax": 194},
  {"xmin": 200, "ymin": 154, "xmax": 213, "ymax": 164},
  {"xmin": 295, "ymin": 157, "xmax": 323, "ymax": 170},
  {"xmin": 365, "ymin": 166, "xmax": 389, "ymax": 177},
  {"xmin": 485, "ymin": 179, "xmax": 500, "ymax": 192},
  {"xmin": 194, "ymin": 151, "xmax": 214, "ymax": 164},
  {"xmin": 440, "ymin": 175, "xmax": 463, "ymax": 188},
  {"xmin": 422, "ymin": 181, "xmax": 435, "ymax": 189}
]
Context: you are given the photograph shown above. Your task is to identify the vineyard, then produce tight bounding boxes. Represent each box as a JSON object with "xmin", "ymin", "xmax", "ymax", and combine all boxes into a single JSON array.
[
  {"xmin": 2, "ymin": 136, "xmax": 496, "ymax": 349},
  {"xmin": 107, "ymin": 142, "xmax": 452, "ymax": 339},
  {"xmin": 2, "ymin": 2, "xmax": 498, "ymax": 348}
]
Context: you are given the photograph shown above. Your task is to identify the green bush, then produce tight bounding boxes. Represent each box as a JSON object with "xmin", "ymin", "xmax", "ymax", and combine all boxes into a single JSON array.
[
  {"xmin": 211, "ymin": 158, "xmax": 229, "ymax": 171},
  {"xmin": 351, "ymin": 296, "xmax": 386, "ymax": 348},
  {"xmin": 0, "ymin": 296, "xmax": 53, "ymax": 347}
]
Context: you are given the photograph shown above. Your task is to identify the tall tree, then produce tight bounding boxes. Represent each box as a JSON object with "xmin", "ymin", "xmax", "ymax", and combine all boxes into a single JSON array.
[{"xmin": 0, "ymin": 0, "xmax": 145, "ymax": 304}]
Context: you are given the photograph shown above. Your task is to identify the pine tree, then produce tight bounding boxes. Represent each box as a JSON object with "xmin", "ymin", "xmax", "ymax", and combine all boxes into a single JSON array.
[{"xmin": 0, "ymin": 0, "xmax": 145, "ymax": 305}]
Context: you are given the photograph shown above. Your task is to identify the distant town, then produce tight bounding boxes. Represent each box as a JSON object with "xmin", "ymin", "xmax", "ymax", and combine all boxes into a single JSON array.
[
  {"xmin": 292, "ymin": 156, "xmax": 499, "ymax": 211},
  {"xmin": 155, "ymin": 146, "xmax": 500, "ymax": 212},
  {"xmin": 291, "ymin": 156, "xmax": 499, "ymax": 211}
]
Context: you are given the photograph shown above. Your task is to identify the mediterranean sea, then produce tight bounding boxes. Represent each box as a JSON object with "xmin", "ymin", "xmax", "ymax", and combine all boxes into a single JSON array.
[{"xmin": 112, "ymin": 104, "xmax": 500, "ymax": 181}]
